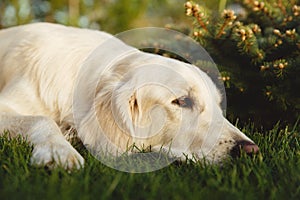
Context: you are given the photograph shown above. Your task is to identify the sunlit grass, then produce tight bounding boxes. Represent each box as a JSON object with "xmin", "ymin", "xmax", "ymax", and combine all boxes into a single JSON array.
[{"xmin": 0, "ymin": 122, "xmax": 299, "ymax": 199}]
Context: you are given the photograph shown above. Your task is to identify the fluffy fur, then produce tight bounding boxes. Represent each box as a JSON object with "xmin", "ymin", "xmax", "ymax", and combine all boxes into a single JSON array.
[{"xmin": 0, "ymin": 23, "xmax": 258, "ymax": 169}]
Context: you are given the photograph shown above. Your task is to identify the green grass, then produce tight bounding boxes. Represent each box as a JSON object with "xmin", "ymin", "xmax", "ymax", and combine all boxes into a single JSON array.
[{"xmin": 1, "ymin": 122, "xmax": 299, "ymax": 200}]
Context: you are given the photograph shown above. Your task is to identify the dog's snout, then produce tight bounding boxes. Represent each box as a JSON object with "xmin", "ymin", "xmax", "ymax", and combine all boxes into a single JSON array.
[
  {"xmin": 230, "ymin": 141, "xmax": 259, "ymax": 157},
  {"xmin": 242, "ymin": 142, "xmax": 259, "ymax": 154}
]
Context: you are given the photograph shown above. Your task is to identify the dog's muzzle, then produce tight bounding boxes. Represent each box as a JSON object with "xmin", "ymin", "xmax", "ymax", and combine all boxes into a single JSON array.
[{"xmin": 230, "ymin": 141, "xmax": 259, "ymax": 157}]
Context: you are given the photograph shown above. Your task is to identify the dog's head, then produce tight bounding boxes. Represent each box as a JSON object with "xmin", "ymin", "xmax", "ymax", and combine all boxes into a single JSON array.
[{"xmin": 78, "ymin": 51, "xmax": 258, "ymax": 164}]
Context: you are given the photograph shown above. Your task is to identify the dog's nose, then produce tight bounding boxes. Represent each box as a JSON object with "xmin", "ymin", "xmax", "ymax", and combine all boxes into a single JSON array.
[{"xmin": 230, "ymin": 141, "xmax": 259, "ymax": 157}]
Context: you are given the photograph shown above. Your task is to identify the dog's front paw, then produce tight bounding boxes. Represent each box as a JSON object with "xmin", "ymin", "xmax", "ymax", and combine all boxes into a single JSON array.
[{"xmin": 31, "ymin": 141, "xmax": 84, "ymax": 170}]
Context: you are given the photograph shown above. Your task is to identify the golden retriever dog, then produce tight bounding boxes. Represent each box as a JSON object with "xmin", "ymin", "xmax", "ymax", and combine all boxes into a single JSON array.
[{"xmin": 0, "ymin": 23, "xmax": 258, "ymax": 170}]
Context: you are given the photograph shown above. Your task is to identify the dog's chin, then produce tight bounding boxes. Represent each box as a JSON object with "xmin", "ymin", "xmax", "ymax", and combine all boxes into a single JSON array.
[{"xmin": 152, "ymin": 145, "xmax": 234, "ymax": 165}]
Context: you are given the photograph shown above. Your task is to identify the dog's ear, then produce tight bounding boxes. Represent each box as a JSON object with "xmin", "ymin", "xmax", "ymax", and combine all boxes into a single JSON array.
[
  {"xmin": 129, "ymin": 92, "xmax": 140, "ymax": 125},
  {"xmin": 111, "ymin": 84, "xmax": 140, "ymax": 136}
]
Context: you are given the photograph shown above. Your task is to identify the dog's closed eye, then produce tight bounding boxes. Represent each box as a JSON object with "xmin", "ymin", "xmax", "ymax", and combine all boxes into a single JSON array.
[{"xmin": 172, "ymin": 96, "xmax": 193, "ymax": 108}]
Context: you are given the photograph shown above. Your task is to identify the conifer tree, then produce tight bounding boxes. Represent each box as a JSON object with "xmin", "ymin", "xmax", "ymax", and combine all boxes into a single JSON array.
[{"xmin": 185, "ymin": 0, "xmax": 300, "ymax": 126}]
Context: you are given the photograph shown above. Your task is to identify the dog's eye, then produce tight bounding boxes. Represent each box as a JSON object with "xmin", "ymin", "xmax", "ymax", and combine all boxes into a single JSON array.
[{"xmin": 172, "ymin": 96, "xmax": 193, "ymax": 108}]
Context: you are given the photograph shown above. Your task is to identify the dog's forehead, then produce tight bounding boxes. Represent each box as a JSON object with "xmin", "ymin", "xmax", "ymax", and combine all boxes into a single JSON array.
[
  {"xmin": 148, "ymin": 66, "xmax": 219, "ymax": 107},
  {"xmin": 167, "ymin": 62, "xmax": 222, "ymax": 105},
  {"xmin": 142, "ymin": 61, "xmax": 213, "ymax": 89},
  {"xmin": 122, "ymin": 52, "xmax": 219, "ymax": 98},
  {"xmin": 137, "ymin": 63, "xmax": 201, "ymax": 92},
  {"xmin": 167, "ymin": 62, "xmax": 215, "ymax": 91}
]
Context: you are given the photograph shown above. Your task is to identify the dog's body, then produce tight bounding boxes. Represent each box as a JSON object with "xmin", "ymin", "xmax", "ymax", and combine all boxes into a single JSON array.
[{"xmin": 0, "ymin": 23, "xmax": 258, "ymax": 169}]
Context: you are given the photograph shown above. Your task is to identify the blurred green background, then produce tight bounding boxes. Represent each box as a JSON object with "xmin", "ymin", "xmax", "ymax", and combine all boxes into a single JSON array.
[{"xmin": 0, "ymin": 0, "xmax": 193, "ymax": 32}]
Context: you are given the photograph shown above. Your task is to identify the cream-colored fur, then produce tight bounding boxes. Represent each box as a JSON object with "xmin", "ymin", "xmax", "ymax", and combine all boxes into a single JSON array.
[{"xmin": 0, "ymin": 23, "xmax": 256, "ymax": 170}]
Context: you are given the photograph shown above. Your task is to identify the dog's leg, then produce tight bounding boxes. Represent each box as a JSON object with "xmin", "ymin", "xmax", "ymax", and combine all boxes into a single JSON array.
[{"xmin": 0, "ymin": 104, "xmax": 84, "ymax": 170}]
